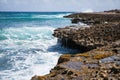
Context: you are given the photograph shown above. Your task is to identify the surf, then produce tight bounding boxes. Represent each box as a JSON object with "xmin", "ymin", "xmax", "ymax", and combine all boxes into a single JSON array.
[{"xmin": 0, "ymin": 12, "xmax": 76, "ymax": 80}]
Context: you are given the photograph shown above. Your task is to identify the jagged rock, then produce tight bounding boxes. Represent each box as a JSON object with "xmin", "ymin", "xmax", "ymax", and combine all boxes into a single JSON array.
[
  {"xmin": 53, "ymin": 22, "xmax": 120, "ymax": 52},
  {"xmin": 31, "ymin": 10, "xmax": 120, "ymax": 80},
  {"xmin": 31, "ymin": 46, "xmax": 120, "ymax": 80},
  {"xmin": 64, "ymin": 9, "xmax": 120, "ymax": 24}
]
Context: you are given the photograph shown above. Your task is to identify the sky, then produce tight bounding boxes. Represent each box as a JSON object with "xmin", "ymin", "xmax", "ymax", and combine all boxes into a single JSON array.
[{"xmin": 0, "ymin": 0, "xmax": 120, "ymax": 12}]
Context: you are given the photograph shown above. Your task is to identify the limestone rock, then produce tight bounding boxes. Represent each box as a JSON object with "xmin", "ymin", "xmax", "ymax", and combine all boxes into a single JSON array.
[
  {"xmin": 53, "ymin": 22, "xmax": 120, "ymax": 52},
  {"xmin": 31, "ymin": 46, "xmax": 120, "ymax": 80},
  {"xmin": 31, "ymin": 10, "xmax": 120, "ymax": 80}
]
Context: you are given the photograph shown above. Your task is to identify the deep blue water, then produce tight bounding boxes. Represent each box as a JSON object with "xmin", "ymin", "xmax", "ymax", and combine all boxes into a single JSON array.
[{"xmin": 0, "ymin": 12, "xmax": 75, "ymax": 80}]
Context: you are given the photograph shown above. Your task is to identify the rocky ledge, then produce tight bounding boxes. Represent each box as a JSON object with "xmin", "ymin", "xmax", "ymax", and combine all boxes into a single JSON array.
[
  {"xmin": 31, "ymin": 10, "xmax": 120, "ymax": 80},
  {"xmin": 53, "ymin": 22, "xmax": 120, "ymax": 52},
  {"xmin": 64, "ymin": 9, "xmax": 120, "ymax": 24},
  {"xmin": 31, "ymin": 42, "xmax": 120, "ymax": 80}
]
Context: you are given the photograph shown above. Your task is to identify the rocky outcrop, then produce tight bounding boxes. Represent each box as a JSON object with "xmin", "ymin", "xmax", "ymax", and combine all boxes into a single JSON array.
[
  {"xmin": 53, "ymin": 10, "xmax": 120, "ymax": 52},
  {"xmin": 31, "ymin": 41, "xmax": 120, "ymax": 80},
  {"xmin": 31, "ymin": 10, "xmax": 120, "ymax": 80},
  {"xmin": 53, "ymin": 22, "xmax": 120, "ymax": 52},
  {"xmin": 64, "ymin": 9, "xmax": 120, "ymax": 24},
  {"xmin": 104, "ymin": 9, "xmax": 120, "ymax": 13}
]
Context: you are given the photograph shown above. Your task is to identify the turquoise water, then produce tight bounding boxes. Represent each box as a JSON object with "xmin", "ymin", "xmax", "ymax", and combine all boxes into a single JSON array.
[{"xmin": 0, "ymin": 12, "xmax": 76, "ymax": 80}]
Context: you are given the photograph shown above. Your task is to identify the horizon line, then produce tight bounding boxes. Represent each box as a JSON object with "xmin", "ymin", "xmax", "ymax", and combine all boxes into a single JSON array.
[{"xmin": 0, "ymin": 11, "xmax": 76, "ymax": 13}]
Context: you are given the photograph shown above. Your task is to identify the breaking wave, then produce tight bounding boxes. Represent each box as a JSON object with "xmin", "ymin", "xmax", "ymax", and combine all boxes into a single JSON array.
[{"xmin": 0, "ymin": 26, "xmax": 77, "ymax": 80}]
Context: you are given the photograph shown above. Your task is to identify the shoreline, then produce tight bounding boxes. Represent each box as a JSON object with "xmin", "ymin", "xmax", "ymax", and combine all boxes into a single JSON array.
[{"xmin": 31, "ymin": 9, "xmax": 120, "ymax": 80}]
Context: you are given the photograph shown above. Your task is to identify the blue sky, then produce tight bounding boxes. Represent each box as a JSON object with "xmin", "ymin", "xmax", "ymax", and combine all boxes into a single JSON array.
[{"xmin": 0, "ymin": 0, "xmax": 120, "ymax": 12}]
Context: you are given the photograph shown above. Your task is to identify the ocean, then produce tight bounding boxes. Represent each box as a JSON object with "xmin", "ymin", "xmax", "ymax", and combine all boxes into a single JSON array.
[{"xmin": 0, "ymin": 12, "xmax": 76, "ymax": 80}]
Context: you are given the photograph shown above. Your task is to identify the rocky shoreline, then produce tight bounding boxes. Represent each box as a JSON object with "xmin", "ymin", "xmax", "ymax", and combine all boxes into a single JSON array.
[
  {"xmin": 31, "ymin": 10, "xmax": 120, "ymax": 80},
  {"xmin": 53, "ymin": 22, "xmax": 120, "ymax": 52}
]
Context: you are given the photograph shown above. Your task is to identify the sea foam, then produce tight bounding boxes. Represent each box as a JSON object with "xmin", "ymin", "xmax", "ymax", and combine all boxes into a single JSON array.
[
  {"xmin": 0, "ymin": 12, "xmax": 75, "ymax": 80},
  {"xmin": 0, "ymin": 26, "xmax": 76, "ymax": 80}
]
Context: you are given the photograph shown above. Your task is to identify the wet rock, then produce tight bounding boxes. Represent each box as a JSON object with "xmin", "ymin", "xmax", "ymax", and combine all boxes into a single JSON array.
[{"xmin": 31, "ymin": 10, "xmax": 120, "ymax": 80}]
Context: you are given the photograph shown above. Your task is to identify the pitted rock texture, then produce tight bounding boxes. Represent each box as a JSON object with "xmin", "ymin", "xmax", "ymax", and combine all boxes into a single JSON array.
[
  {"xmin": 64, "ymin": 9, "xmax": 120, "ymax": 24},
  {"xmin": 31, "ymin": 10, "xmax": 120, "ymax": 80},
  {"xmin": 53, "ymin": 22, "xmax": 120, "ymax": 52},
  {"xmin": 31, "ymin": 43, "xmax": 120, "ymax": 80}
]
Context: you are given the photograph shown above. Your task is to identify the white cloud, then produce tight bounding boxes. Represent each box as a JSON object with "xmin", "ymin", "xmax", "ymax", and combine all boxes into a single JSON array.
[
  {"xmin": 82, "ymin": 9, "xmax": 94, "ymax": 13},
  {"xmin": 0, "ymin": 0, "xmax": 120, "ymax": 12}
]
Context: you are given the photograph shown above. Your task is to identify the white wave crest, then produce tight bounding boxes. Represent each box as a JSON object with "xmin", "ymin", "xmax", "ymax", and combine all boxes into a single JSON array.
[
  {"xmin": 0, "ymin": 25, "xmax": 77, "ymax": 80},
  {"xmin": 32, "ymin": 13, "xmax": 72, "ymax": 19}
]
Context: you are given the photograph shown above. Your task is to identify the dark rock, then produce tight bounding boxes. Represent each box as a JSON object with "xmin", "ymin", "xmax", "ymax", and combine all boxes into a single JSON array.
[
  {"xmin": 64, "ymin": 10, "xmax": 120, "ymax": 24},
  {"xmin": 104, "ymin": 9, "xmax": 120, "ymax": 13}
]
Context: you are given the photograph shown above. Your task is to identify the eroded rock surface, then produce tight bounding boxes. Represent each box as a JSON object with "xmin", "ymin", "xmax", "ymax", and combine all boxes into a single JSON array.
[
  {"xmin": 64, "ymin": 9, "xmax": 120, "ymax": 24},
  {"xmin": 31, "ymin": 43, "xmax": 120, "ymax": 80},
  {"xmin": 53, "ymin": 22, "xmax": 120, "ymax": 52},
  {"xmin": 31, "ymin": 10, "xmax": 120, "ymax": 80}
]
